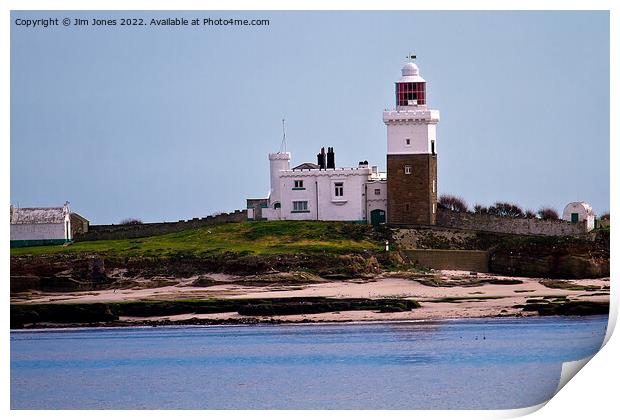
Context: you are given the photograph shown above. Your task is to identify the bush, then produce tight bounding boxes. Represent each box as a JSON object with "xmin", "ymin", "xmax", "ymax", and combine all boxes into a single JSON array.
[
  {"xmin": 119, "ymin": 218, "xmax": 143, "ymax": 225},
  {"xmin": 600, "ymin": 212, "xmax": 610, "ymax": 220},
  {"xmin": 439, "ymin": 194, "xmax": 468, "ymax": 212},
  {"xmin": 525, "ymin": 210, "xmax": 536, "ymax": 218},
  {"xmin": 473, "ymin": 204, "xmax": 488, "ymax": 214},
  {"xmin": 488, "ymin": 202, "xmax": 524, "ymax": 218},
  {"xmin": 538, "ymin": 207, "xmax": 559, "ymax": 220}
]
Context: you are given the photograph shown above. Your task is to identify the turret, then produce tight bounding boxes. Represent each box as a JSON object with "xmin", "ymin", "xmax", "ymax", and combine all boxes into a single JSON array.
[{"xmin": 268, "ymin": 152, "xmax": 291, "ymax": 205}]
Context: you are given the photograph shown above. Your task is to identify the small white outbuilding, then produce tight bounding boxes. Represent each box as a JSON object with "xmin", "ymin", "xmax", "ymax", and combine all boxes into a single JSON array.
[
  {"xmin": 10, "ymin": 202, "xmax": 72, "ymax": 247},
  {"xmin": 562, "ymin": 201, "xmax": 595, "ymax": 231}
]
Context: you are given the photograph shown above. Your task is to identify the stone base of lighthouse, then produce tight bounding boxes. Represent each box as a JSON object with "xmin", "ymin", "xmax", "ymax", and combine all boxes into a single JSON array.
[{"xmin": 387, "ymin": 154, "xmax": 437, "ymax": 225}]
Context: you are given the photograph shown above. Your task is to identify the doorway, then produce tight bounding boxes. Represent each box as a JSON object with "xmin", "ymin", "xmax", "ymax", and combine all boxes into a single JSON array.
[{"xmin": 370, "ymin": 209, "xmax": 386, "ymax": 226}]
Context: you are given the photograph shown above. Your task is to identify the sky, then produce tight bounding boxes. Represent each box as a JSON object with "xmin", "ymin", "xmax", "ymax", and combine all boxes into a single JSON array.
[{"xmin": 10, "ymin": 11, "xmax": 609, "ymax": 224}]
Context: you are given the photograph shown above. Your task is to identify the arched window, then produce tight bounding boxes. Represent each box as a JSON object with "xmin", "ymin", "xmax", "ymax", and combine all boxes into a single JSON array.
[{"xmin": 274, "ymin": 202, "xmax": 281, "ymax": 209}]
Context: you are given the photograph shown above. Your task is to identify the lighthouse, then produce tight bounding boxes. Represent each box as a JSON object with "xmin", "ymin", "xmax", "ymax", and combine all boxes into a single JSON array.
[{"xmin": 383, "ymin": 58, "xmax": 440, "ymax": 225}]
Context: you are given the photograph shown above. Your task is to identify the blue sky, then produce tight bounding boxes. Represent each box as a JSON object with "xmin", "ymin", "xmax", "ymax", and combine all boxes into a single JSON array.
[{"xmin": 11, "ymin": 11, "xmax": 609, "ymax": 224}]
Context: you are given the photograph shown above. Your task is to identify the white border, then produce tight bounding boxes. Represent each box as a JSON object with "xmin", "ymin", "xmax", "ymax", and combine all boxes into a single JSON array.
[{"xmin": 4, "ymin": 1, "xmax": 617, "ymax": 419}]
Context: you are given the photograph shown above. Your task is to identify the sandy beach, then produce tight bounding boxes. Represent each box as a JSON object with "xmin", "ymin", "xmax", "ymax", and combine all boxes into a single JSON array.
[{"xmin": 11, "ymin": 270, "xmax": 610, "ymax": 324}]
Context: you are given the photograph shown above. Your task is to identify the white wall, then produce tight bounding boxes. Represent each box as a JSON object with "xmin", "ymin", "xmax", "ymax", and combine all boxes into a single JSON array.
[
  {"xmin": 384, "ymin": 109, "xmax": 439, "ymax": 155},
  {"xmin": 11, "ymin": 223, "xmax": 66, "ymax": 241},
  {"xmin": 273, "ymin": 168, "xmax": 372, "ymax": 222},
  {"xmin": 262, "ymin": 207, "xmax": 281, "ymax": 220},
  {"xmin": 11, "ymin": 209, "xmax": 71, "ymax": 240},
  {"xmin": 366, "ymin": 180, "xmax": 388, "ymax": 223},
  {"xmin": 386, "ymin": 122, "xmax": 437, "ymax": 155}
]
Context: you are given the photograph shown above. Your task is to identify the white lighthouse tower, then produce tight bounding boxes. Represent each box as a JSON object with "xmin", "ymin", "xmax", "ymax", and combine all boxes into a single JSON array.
[{"xmin": 383, "ymin": 58, "xmax": 440, "ymax": 225}]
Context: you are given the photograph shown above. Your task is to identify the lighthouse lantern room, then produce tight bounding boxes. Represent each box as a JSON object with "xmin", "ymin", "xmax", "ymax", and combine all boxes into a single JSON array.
[{"xmin": 395, "ymin": 61, "xmax": 426, "ymax": 107}]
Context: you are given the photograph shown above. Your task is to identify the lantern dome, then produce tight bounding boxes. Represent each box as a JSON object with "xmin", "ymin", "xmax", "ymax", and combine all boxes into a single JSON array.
[
  {"xmin": 398, "ymin": 62, "xmax": 426, "ymax": 83},
  {"xmin": 402, "ymin": 62, "xmax": 419, "ymax": 76}
]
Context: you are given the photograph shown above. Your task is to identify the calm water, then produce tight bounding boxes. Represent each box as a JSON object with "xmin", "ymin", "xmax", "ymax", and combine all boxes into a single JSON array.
[{"xmin": 11, "ymin": 316, "xmax": 607, "ymax": 410}]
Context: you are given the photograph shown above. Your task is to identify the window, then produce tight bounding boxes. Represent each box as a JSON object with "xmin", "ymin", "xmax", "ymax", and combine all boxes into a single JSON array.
[
  {"xmin": 293, "ymin": 180, "xmax": 304, "ymax": 189},
  {"xmin": 404, "ymin": 165, "xmax": 412, "ymax": 175},
  {"xmin": 433, "ymin": 203, "xmax": 436, "ymax": 214},
  {"xmin": 431, "ymin": 140, "xmax": 436, "ymax": 155},
  {"xmin": 274, "ymin": 202, "xmax": 281, "ymax": 209},
  {"xmin": 405, "ymin": 138, "xmax": 411, "ymax": 145},
  {"xmin": 292, "ymin": 201, "xmax": 309, "ymax": 212},
  {"xmin": 334, "ymin": 182, "xmax": 344, "ymax": 197},
  {"xmin": 374, "ymin": 188, "xmax": 381, "ymax": 195},
  {"xmin": 396, "ymin": 82, "xmax": 426, "ymax": 106},
  {"xmin": 432, "ymin": 180, "xmax": 436, "ymax": 193},
  {"xmin": 405, "ymin": 203, "xmax": 410, "ymax": 211}
]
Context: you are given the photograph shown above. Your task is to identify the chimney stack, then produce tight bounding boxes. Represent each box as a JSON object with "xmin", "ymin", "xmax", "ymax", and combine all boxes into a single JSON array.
[
  {"xmin": 326, "ymin": 147, "xmax": 335, "ymax": 169},
  {"xmin": 317, "ymin": 147, "xmax": 326, "ymax": 169}
]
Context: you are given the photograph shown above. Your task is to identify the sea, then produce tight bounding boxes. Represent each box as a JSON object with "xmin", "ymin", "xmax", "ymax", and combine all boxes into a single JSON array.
[{"xmin": 10, "ymin": 315, "xmax": 608, "ymax": 410}]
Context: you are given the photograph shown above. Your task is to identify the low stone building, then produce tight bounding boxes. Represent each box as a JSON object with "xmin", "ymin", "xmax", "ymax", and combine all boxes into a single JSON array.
[
  {"xmin": 70, "ymin": 212, "xmax": 90, "ymax": 237},
  {"xmin": 10, "ymin": 202, "xmax": 73, "ymax": 247},
  {"xmin": 562, "ymin": 202, "xmax": 595, "ymax": 231}
]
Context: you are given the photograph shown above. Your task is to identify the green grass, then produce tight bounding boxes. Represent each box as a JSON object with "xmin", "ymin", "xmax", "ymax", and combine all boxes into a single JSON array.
[
  {"xmin": 539, "ymin": 279, "xmax": 602, "ymax": 292},
  {"xmin": 10, "ymin": 221, "xmax": 383, "ymax": 258}
]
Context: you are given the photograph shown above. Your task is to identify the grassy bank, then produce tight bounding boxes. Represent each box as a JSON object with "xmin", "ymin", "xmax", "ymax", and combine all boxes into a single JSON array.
[
  {"xmin": 11, "ymin": 221, "xmax": 385, "ymax": 258},
  {"xmin": 10, "ymin": 221, "xmax": 609, "ymax": 281}
]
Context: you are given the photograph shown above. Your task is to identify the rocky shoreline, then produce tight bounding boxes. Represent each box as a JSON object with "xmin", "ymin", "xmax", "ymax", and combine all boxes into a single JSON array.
[{"xmin": 11, "ymin": 274, "xmax": 610, "ymax": 330}]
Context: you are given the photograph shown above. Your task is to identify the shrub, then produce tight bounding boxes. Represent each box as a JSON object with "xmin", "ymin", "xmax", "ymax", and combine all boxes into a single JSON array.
[
  {"xmin": 488, "ymin": 202, "xmax": 524, "ymax": 218},
  {"xmin": 439, "ymin": 194, "xmax": 468, "ymax": 212},
  {"xmin": 473, "ymin": 204, "xmax": 488, "ymax": 214},
  {"xmin": 525, "ymin": 210, "xmax": 536, "ymax": 218},
  {"xmin": 119, "ymin": 218, "xmax": 143, "ymax": 225},
  {"xmin": 600, "ymin": 212, "xmax": 610, "ymax": 220},
  {"xmin": 538, "ymin": 207, "xmax": 559, "ymax": 220}
]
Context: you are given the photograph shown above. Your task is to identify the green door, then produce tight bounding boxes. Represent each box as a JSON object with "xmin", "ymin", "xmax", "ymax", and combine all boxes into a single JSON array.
[
  {"xmin": 370, "ymin": 209, "xmax": 386, "ymax": 226},
  {"xmin": 571, "ymin": 213, "xmax": 579, "ymax": 223}
]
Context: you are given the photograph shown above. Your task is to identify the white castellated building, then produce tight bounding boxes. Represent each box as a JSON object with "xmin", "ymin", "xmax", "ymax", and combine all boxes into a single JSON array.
[
  {"xmin": 247, "ymin": 58, "xmax": 438, "ymax": 226},
  {"xmin": 247, "ymin": 147, "xmax": 388, "ymax": 224}
]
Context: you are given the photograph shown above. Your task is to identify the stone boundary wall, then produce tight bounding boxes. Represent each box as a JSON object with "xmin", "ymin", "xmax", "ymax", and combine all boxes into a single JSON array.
[
  {"xmin": 393, "ymin": 227, "xmax": 481, "ymax": 250},
  {"xmin": 436, "ymin": 208, "xmax": 587, "ymax": 236},
  {"xmin": 75, "ymin": 210, "xmax": 247, "ymax": 241},
  {"xmin": 402, "ymin": 249, "xmax": 489, "ymax": 273}
]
